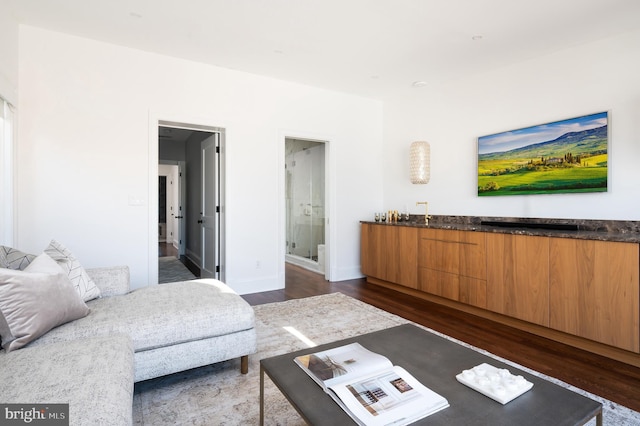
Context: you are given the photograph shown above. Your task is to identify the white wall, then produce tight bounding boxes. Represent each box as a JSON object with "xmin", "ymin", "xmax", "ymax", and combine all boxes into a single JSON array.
[
  {"xmin": 0, "ymin": 4, "xmax": 19, "ymax": 105},
  {"xmin": 17, "ymin": 26, "xmax": 383, "ymax": 291},
  {"xmin": 383, "ymin": 29, "xmax": 640, "ymax": 220}
]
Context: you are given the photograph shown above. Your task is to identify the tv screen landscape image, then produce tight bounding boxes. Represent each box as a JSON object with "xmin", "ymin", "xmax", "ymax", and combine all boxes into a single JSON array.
[{"xmin": 477, "ymin": 112, "xmax": 608, "ymax": 196}]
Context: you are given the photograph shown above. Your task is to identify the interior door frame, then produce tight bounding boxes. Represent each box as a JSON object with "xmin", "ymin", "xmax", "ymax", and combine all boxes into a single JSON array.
[
  {"xmin": 0, "ymin": 99, "xmax": 15, "ymax": 246},
  {"xmin": 148, "ymin": 114, "xmax": 226, "ymax": 286},
  {"xmin": 279, "ymin": 130, "xmax": 335, "ymax": 284}
]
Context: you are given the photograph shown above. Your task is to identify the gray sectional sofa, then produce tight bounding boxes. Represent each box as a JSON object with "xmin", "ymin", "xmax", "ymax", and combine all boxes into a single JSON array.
[{"xmin": 0, "ymin": 264, "xmax": 257, "ymax": 425}]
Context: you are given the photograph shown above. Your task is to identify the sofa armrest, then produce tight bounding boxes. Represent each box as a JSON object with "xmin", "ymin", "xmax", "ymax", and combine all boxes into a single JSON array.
[{"xmin": 87, "ymin": 266, "xmax": 130, "ymax": 297}]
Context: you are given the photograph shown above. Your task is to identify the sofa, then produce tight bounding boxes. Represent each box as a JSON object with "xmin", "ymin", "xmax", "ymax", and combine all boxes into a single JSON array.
[{"xmin": 0, "ymin": 246, "xmax": 257, "ymax": 426}]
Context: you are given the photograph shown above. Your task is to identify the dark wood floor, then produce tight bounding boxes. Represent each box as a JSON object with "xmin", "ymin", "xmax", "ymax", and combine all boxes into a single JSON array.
[
  {"xmin": 158, "ymin": 242, "xmax": 178, "ymax": 257},
  {"xmin": 243, "ymin": 263, "xmax": 640, "ymax": 412}
]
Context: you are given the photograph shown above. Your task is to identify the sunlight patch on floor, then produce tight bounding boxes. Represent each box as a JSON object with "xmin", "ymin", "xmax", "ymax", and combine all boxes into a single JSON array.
[{"xmin": 283, "ymin": 326, "xmax": 317, "ymax": 347}]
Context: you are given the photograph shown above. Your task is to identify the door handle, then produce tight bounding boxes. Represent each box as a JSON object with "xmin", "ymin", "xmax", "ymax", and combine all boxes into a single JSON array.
[
  {"xmin": 197, "ymin": 219, "xmax": 203, "ymax": 224},
  {"xmin": 175, "ymin": 216, "xmax": 183, "ymax": 219}
]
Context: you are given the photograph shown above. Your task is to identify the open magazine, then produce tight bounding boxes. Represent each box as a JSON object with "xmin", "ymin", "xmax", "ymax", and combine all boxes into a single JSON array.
[{"xmin": 294, "ymin": 342, "xmax": 449, "ymax": 426}]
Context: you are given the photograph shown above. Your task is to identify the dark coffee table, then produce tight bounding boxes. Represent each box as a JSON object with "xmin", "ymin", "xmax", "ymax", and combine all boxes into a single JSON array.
[{"xmin": 260, "ymin": 324, "xmax": 602, "ymax": 425}]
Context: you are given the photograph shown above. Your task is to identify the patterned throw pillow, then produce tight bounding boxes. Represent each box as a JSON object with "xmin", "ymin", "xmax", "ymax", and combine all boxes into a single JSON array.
[
  {"xmin": 44, "ymin": 240, "xmax": 101, "ymax": 302},
  {"xmin": 0, "ymin": 246, "xmax": 36, "ymax": 270}
]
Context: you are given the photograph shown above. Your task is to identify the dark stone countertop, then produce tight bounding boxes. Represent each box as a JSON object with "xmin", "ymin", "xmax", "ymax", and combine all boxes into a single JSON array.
[{"xmin": 361, "ymin": 215, "xmax": 640, "ymax": 244}]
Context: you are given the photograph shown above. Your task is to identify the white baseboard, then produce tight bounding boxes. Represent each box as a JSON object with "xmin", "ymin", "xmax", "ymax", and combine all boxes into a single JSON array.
[
  {"xmin": 285, "ymin": 254, "xmax": 324, "ymax": 275},
  {"xmin": 333, "ymin": 265, "xmax": 365, "ymax": 281},
  {"xmin": 230, "ymin": 276, "xmax": 283, "ymax": 295}
]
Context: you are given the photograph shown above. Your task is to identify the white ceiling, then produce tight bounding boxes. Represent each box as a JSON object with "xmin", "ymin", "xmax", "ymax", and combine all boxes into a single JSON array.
[{"xmin": 8, "ymin": 0, "xmax": 640, "ymax": 100}]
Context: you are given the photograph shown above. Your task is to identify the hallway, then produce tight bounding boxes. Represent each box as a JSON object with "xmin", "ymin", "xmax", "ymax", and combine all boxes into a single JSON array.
[
  {"xmin": 158, "ymin": 242, "xmax": 200, "ymax": 282},
  {"xmin": 158, "ymin": 242, "xmax": 178, "ymax": 257}
]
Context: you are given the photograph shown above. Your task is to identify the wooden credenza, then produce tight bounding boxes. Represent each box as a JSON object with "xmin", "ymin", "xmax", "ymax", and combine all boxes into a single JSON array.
[{"xmin": 361, "ymin": 223, "xmax": 640, "ymax": 360}]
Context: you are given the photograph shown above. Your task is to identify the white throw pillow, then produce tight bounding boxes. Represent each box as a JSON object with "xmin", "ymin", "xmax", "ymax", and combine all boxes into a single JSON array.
[
  {"xmin": 44, "ymin": 239, "xmax": 101, "ymax": 302},
  {"xmin": 0, "ymin": 254, "xmax": 90, "ymax": 352}
]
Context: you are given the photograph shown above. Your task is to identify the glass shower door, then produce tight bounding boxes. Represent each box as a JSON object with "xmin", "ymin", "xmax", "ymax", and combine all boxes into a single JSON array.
[{"xmin": 285, "ymin": 140, "xmax": 325, "ymax": 264}]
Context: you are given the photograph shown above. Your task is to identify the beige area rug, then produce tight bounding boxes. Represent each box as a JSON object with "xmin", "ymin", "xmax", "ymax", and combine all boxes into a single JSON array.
[{"xmin": 133, "ymin": 293, "xmax": 639, "ymax": 425}]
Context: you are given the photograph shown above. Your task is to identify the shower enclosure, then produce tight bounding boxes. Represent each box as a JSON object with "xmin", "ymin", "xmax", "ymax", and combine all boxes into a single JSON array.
[{"xmin": 285, "ymin": 138, "xmax": 325, "ymax": 274}]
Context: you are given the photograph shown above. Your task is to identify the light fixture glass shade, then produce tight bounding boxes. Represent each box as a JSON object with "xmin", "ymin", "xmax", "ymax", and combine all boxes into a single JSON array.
[{"xmin": 409, "ymin": 141, "xmax": 430, "ymax": 184}]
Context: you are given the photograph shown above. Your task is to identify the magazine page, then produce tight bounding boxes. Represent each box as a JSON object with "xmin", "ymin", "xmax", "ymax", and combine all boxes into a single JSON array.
[
  {"xmin": 329, "ymin": 366, "xmax": 449, "ymax": 426},
  {"xmin": 294, "ymin": 343, "xmax": 393, "ymax": 389}
]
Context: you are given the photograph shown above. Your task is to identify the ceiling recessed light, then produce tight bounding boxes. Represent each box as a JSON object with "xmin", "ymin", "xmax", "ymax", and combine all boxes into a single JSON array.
[{"xmin": 412, "ymin": 81, "xmax": 427, "ymax": 88}]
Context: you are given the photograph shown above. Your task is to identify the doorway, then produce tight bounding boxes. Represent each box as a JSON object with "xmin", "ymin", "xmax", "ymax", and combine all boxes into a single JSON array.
[
  {"xmin": 285, "ymin": 138, "xmax": 327, "ymax": 275},
  {"xmin": 158, "ymin": 164, "xmax": 180, "ymax": 246},
  {"xmin": 155, "ymin": 121, "xmax": 226, "ymax": 284}
]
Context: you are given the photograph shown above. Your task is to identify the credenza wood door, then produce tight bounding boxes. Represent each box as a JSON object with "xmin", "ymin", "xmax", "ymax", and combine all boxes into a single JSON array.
[
  {"xmin": 361, "ymin": 223, "xmax": 418, "ymax": 289},
  {"xmin": 459, "ymin": 231, "xmax": 487, "ymax": 280},
  {"xmin": 486, "ymin": 233, "xmax": 550, "ymax": 327},
  {"xmin": 549, "ymin": 238, "xmax": 640, "ymax": 353}
]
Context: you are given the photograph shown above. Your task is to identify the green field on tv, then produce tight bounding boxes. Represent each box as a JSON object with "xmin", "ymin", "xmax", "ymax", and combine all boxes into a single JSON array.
[{"xmin": 477, "ymin": 113, "xmax": 608, "ymax": 197}]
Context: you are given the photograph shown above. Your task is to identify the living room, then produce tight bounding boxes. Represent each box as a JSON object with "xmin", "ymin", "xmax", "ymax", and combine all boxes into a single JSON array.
[
  {"xmin": 2, "ymin": 2, "xmax": 640, "ymax": 292},
  {"xmin": 1, "ymin": 1, "xmax": 640, "ymax": 424}
]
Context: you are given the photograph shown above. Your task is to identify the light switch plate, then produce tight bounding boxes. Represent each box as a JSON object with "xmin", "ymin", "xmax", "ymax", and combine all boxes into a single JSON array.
[{"xmin": 128, "ymin": 195, "xmax": 147, "ymax": 206}]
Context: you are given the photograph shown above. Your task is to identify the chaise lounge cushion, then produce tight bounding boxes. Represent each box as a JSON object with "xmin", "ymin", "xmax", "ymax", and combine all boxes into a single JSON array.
[
  {"xmin": 27, "ymin": 279, "xmax": 255, "ymax": 352},
  {"xmin": 0, "ymin": 334, "xmax": 134, "ymax": 426}
]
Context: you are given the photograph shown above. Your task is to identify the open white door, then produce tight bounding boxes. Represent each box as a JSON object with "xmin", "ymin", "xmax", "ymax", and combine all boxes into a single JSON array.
[{"xmin": 200, "ymin": 134, "xmax": 219, "ymax": 278}]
